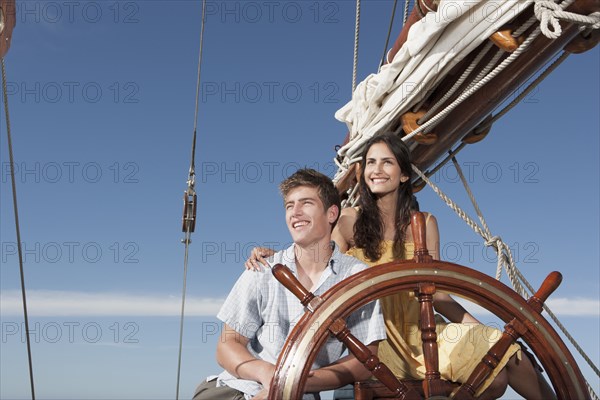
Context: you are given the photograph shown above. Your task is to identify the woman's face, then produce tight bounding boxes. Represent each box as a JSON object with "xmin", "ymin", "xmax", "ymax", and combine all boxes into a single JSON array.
[{"xmin": 364, "ymin": 142, "xmax": 408, "ymax": 196}]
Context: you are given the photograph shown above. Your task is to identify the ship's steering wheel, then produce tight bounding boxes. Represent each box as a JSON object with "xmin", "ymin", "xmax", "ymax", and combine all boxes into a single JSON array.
[{"xmin": 267, "ymin": 213, "xmax": 589, "ymax": 400}]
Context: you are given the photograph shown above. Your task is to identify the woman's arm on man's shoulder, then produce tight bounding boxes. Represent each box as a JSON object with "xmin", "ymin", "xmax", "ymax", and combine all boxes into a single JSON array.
[{"xmin": 332, "ymin": 207, "xmax": 358, "ymax": 253}]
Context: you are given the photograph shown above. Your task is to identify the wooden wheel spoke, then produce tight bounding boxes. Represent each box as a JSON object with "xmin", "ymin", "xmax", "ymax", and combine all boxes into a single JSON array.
[
  {"xmin": 411, "ymin": 212, "xmax": 433, "ymax": 263},
  {"xmin": 329, "ymin": 319, "xmax": 415, "ymax": 399},
  {"xmin": 272, "ymin": 263, "xmax": 413, "ymax": 398},
  {"xmin": 452, "ymin": 318, "xmax": 527, "ymax": 399},
  {"xmin": 417, "ymin": 283, "xmax": 446, "ymax": 398},
  {"xmin": 269, "ymin": 217, "xmax": 586, "ymax": 399},
  {"xmin": 453, "ymin": 271, "xmax": 564, "ymax": 398},
  {"xmin": 269, "ymin": 263, "xmax": 589, "ymax": 400}
]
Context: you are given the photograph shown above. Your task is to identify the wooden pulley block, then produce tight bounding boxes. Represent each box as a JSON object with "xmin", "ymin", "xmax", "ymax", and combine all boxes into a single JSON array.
[
  {"xmin": 412, "ymin": 179, "xmax": 426, "ymax": 194},
  {"xmin": 462, "ymin": 118, "xmax": 492, "ymax": 144},
  {"xmin": 565, "ymin": 29, "xmax": 600, "ymax": 53},
  {"xmin": 401, "ymin": 109, "xmax": 438, "ymax": 145},
  {"xmin": 489, "ymin": 27, "xmax": 525, "ymax": 53},
  {"xmin": 565, "ymin": 0, "xmax": 600, "ymax": 53}
]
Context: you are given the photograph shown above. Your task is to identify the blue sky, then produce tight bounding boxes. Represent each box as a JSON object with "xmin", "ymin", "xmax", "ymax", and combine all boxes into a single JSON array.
[{"xmin": 0, "ymin": 1, "xmax": 598, "ymax": 399}]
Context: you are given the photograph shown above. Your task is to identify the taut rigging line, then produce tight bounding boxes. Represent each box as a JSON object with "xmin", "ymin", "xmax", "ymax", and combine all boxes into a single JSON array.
[
  {"xmin": 176, "ymin": 1, "xmax": 207, "ymax": 399},
  {"xmin": 2, "ymin": 58, "xmax": 36, "ymax": 399}
]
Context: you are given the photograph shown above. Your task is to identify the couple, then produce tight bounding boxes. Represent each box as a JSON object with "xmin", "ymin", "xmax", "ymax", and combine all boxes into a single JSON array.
[{"xmin": 195, "ymin": 134, "xmax": 555, "ymax": 400}]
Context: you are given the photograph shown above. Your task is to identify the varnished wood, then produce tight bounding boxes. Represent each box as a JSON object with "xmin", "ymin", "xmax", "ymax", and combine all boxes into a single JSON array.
[
  {"xmin": 0, "ymin": 0, "xmax": 16, "ymax": 59},
  {"xmin": 452, "ymin": 318, "xmax": 527, "ymax": 398},
  {"xmin": 528, "ymin": 271, "xmax": 562, "ymax": 314},
  {"xmin": 410, "ymin": 212, "xmax": 433, "ymax": 263},
  {"xmin": 489, "ymin": 28, "xmax": 523, "ymax": 53},
  {"xmin": 387, "ymin": 1, "xmax": 439, "ymax": 64},
  {"xmin": 416, "ymin": 283, "xmax": 446, "ymax": 398},
  {"xmin": 342, "ymin": 1, "xmax": 595, "ymax": 176},
  {"xmin": 339, "ymin": 1, "xmax": 598, "ymax": 190},
  {"xmin": 272, "ymin": 263, "xmax": 316, "ymax": 308},
  {"xmin": 452, "ymin": 271, "xmax": 562, "ymax": 398},
  {"xmin": 461, "ymin": 116, "xmax": 493, "ymax": 144},
  {"xmin": 355, "ymin": 379, "xmax": 458, "ymax": 400},
  {"xmin": 565, "ymin": 29, "xmax": 600, "ymax": 53},
  {"xmin": 400, "ymin": 109, "xmax": 438, "ymax": 145},
  {"xmin": 270, "ymin": 262, "xmax": 589, "ymax": 399},
  {"xmin": 563, "ymin": 0, "xmax": 600, "ymax": 53},
  {"xmin": 411, "ymin": 180, "xmax": 426, "ymax": 194},
  {"xmin": 329, "ymin": 319, "xmax": 414, "ymax": 399},
  {"xmin": 271, "ymin": 263, "xmax": 411, "ymax": 398},
  {"xmin": 408, "ymin": 2, "xmax": 587, "ymax": 173}
]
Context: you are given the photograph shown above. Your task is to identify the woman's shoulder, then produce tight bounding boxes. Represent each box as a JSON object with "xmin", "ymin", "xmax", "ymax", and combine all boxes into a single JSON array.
[{"xmin": 422, "ymin": 211, "xmax": 436, "ymax": 223}]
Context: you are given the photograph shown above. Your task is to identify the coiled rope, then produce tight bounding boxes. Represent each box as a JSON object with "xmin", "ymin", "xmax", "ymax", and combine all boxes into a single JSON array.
[{"xmin": 535, "ymin": 0, "xmax": 600, "ymax": 39}]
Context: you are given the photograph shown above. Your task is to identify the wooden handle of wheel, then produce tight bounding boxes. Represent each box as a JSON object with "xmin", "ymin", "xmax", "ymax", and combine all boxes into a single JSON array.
[
  {"xmin": 272, "ymin": 264, "xmax": 316, "ymax": 308},
  {"xmin": 411, "ymin": 212, "xmax": 432, "ymax": 262},
  {"xmin": 529, "ymin": 271, "xmax": 562, "ymax": 313}
]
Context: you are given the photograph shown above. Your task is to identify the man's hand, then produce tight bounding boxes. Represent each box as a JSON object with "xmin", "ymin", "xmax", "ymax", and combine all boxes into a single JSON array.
[
  {"xmin": 249, "ymin": 364, "xmax": 274, "ymax": 399},
  {"xmin": 251, "ymin": 387, "xmax": 269, "ymax": 400},
  {"xmin": 217, "ymin": 324, "xmax": 276, "ymax": 384},
  {"xmin": 304, "ymin": 344, "xmax": 378, "ymax": 392},
  {"xmin": 244, "ymin": 247, "xmax": 275, "ymax": 271},
  {"xmin": 255, "ymin": 363, "xmax": 275, "ymax": 389}
]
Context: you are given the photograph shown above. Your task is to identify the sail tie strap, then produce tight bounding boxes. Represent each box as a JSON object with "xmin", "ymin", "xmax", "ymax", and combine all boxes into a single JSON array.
[{"xmin": 535, "ymin": 0, "xmax": 600, "ymax": 39}]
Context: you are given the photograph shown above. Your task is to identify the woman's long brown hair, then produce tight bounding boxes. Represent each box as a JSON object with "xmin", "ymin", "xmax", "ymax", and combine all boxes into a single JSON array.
[{"xmin": 354, "ymin": 133, "xmax": 414, "ymax": 262}]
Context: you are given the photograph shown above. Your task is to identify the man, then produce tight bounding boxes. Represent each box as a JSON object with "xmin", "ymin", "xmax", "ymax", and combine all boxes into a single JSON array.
[{"xmin": 194, "ymin": 168, "xmax": 386, "ymax": 400}]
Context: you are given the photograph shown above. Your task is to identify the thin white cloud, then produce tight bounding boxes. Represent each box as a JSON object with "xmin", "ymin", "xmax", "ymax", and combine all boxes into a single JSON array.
[
  {"xmin": 0, "ymin": 290, "xmax": 224, "ymax": 317},
  {"xmin": 545, "ymin": 298, "xmax": 600, "ymax": 316},
  {"xmin": 456, "ymin": 297, "xmax": 600, "ymax": 317},
  {"xmin": 1, "ymin": 290, "xmax": 598, "ymax": 317}
]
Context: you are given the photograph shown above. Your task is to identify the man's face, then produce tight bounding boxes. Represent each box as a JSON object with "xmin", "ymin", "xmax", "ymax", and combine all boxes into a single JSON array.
[{"xmin": 284, "ymin": 186, "xmax": 338, "ymax": 248}]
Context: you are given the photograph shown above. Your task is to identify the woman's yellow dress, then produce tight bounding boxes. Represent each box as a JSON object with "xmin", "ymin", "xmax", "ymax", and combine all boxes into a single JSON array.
[{"xmin": 347, "ymin": 240, "xmax": 520, "ymax": 395}]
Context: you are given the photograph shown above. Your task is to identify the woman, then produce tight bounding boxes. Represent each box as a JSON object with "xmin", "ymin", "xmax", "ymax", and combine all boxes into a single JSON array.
[{"xmin": 246, "ymin": 134, "xmax": 554, "ymax": 399}]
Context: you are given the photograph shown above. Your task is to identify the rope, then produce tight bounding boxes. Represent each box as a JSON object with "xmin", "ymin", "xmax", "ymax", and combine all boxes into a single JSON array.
[
  {"xmin": 411, "ymin": 163, "xmax": 528, "ymax": 296},
  {"xmin": 175, "ymin": 1, "xmax": 207, "ymax": 399},
  {"xmin": 419, "ymin": 41, "xmax": 494, "ymax": 123},
  {"xmin": 338, "ymin": 0, "xmax": 591, "ymax": 165},
  {"xmin": 485, "ymin": 51, "xmax": 569, "ymax": 129},
  {"xmin": 413, "ymin": 162, "xmax": 600, "ymax": 393},
  {"xmin": 535, "ymin": 0, "xmax": 600, "ymax": 39},
  {"xmin": 412, "ymin": 143, "xmax": 468, "ymax": 189},
  {"xmin": 450, "ymin": 158, "xmax": 496, "ymax": 273},
  {"xmin": 336, "ymin": 1, "xmax": 600, "ymax": 394},
  {"xmin": 2, "ymin": 58, "xmax": 36, "ymax": 399},
  {"xmin": 352, "ymin": 0, "xmax": 361, "ymax": 92},
  {"xmin": 402, "ymin": 0, "xmax": 411, "ymax": 25},
  {"xmin": 403, "ymin": 25, "xmax": 543, "ymax": 143}
]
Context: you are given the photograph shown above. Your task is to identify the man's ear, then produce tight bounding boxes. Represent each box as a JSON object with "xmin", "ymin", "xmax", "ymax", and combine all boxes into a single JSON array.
[{"xmin": 327, "ymin": 205, "xmax": 340, "ymax": 225}]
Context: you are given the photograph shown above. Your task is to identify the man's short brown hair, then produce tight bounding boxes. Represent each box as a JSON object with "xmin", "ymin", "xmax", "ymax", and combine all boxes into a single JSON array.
[{"xmin": 279, "ymin": 168, "xmax": 341, "ymax": 226}]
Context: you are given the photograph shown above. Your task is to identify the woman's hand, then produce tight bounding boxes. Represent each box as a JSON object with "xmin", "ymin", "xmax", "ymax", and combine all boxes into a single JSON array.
[{"xmin": 244, "ymin": 247, "xmax": 275, "ymax": 271}]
